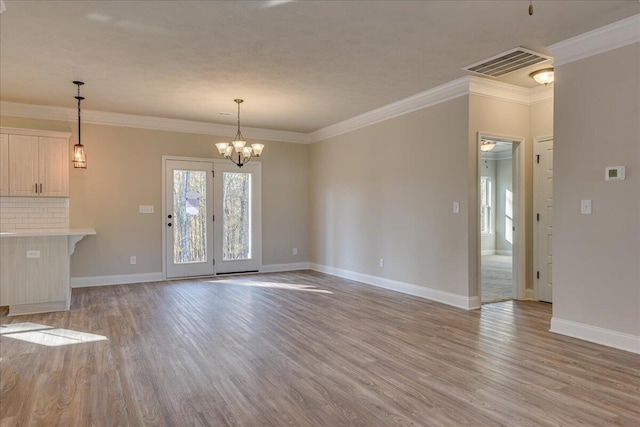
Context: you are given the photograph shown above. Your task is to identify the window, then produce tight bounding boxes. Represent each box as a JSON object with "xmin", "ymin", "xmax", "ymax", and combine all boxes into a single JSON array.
[{"xmin": 480, "ymin": 176, "xmax": 492, "ymax": 234}]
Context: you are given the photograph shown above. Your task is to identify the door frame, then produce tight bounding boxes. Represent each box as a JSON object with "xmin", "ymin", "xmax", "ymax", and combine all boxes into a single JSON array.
[
  {"xmin": 162, "ymin": 155, "xmax": 216, "ymax": 280},
  {"xmin": 476, "ymin": 132, "xmax": 526, "ymax": 302},
  {"xmin": 532, "ymin": 135, "xmax": 553, "ymax": 301}
]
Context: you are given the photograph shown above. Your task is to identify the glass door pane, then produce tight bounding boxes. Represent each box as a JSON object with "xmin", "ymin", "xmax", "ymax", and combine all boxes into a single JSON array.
[
  {"xmin": 214, "ymin": 161, "xmax": 261, "ymax": 274},
  {"xmin": 173, "ymin": 170, "xmax": 207, "ymax": 264},
  {"xmin": 165, "ymin": 159, "xmax": 214, "ymax": 279},
  {"xmin": 222, "ymin": 172, "xmax": 252, "ymax": 260}
]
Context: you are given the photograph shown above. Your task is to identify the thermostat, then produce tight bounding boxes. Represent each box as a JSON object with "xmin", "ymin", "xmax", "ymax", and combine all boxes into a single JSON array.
[{"xmin": 605, "ymin": 166, "xmax": 625, "ymax": 181}]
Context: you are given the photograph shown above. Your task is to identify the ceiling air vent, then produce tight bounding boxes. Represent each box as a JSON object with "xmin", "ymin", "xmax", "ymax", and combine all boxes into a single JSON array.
[{"xmin": 464, "ymin": 47, "xmax": 551, "ymax": 78}]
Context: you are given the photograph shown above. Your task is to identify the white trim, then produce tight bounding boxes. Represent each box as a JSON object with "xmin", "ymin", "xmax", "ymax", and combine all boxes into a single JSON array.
[
  {"xmin": 0, "ymin": 127, "xmax": 71, "ymax": 139},
  {"xmin": 309, "ymin": 77, "xmax": 470, "ymax": 142},
  {"xmin": 310, "ymin": 263, "xmax": 480, "ymax": 310},
  {"xmin": 481, "ymin": 249, "xmax": 496, "ymax": 256},
  {"xmin": 550, "ymin": 317, "xmax": 640, "ymax": 354},
  {"xmin": 469, "ymin": 76, "xmax": 554, "ymax": 105},
  {"xmin": 260, "ymin": 262, "xmax": 310, "ymax": 273},
  {"xmin": 8, "ymin": 300, "xmax": 68, "ymax": 316},
  {"xmin": 524, "ymin": 289, "xmax": 535, "ymax": 300},
  {"xmin": 549, "ymin": 14, "xmax": 640, "ymax": 67},
  {"xmin": 0, "ymin": 101, "xmax": 310, "ymax": 144},
  {"xmin": 71, "ymin": 272, "xmax": 164, "ymax": 288}
]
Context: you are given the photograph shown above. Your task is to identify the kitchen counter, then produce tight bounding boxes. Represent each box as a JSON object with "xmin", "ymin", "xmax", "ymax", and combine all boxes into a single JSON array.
[
  {"xmin": 0, "ymin": 228, "xmax": 96, "ymax": 237},
  {"xmin": 0, "ymin": 228, "xmax": 96, "ymax": 315}
]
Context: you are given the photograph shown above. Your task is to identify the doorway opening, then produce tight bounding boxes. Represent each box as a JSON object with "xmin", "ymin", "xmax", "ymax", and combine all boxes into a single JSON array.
[{"xmin": 477, "ymin": 133, "xmax": 525, "ymax": 305}]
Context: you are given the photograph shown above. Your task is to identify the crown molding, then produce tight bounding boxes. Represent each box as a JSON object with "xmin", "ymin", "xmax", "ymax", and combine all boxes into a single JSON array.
[
  {"xmin": 310, "ymin": 77, "xmax": 553, "ymax": 143},
  {"xmin": 0, "ymin": 101, "xmax": 311, "ymax": 144},
  {"xmin": 549, "ymin": 14, "xmax": 640, "ymax": 67},
  {"xmin": 309, "ymin": 77, "xmax": 470, "ymax": 143}
]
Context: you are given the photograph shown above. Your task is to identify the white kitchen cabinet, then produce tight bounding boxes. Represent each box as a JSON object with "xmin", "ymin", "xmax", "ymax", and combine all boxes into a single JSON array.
[
  {"xmin": 0, "ymin": 134, "xmax": 8, "ymax": 196},
  {"xmin": 1, "ymin": 128, "xmax": 71, "ymax": 197}
]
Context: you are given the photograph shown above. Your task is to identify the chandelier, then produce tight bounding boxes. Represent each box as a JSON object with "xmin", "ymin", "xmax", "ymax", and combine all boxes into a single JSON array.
[{"xmin": 215, "ymin": 99, "xmax": 264, "ymax": 167}]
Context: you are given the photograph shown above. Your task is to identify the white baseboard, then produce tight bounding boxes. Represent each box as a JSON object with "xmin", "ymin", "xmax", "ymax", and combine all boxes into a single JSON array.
[
  {"xmin": 260, "ymin": 262, "xmax": 310, "ymax": 273},
  {"xmin": 550, "ymin": 317, "xmax": 640, "ymax": 354},
  {"xmin": 310, "ymin": 263, "xmax": 479, "ymax": 310},
  {"xmin": 496, "ymin": 250, "xmax": 513, "ymax": 256},
  {"xmin": 524, "ymin": 289, "xmax": 535, "ymax": 300},
  {"xmin": 71, "ymin": 272, "xmax": 164, "ymax": 288},
  {"xmin": 481, "ymin": 249, "xmax": 496, "ymax": 256}
]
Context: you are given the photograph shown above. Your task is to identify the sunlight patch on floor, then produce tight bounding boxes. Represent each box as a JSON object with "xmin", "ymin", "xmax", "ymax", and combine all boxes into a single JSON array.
[
  {"xmin": 211, "ymin": 280, "xmax": 333, "ymax": 294},
  {"xmin": 0, "ymin": 322, "xmax": 108, "ymax": 347}
]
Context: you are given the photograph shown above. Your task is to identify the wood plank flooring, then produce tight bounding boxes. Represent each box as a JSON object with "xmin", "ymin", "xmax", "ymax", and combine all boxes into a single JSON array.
[{"xmin": 1, "ymin": 271, "xmax": 639, "ymax": 426}]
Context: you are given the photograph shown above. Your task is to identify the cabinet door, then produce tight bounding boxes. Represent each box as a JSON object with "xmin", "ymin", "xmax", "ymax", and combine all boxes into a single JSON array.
[
  {"xmin": 9, "ymin": 135, "xmax": 39, "ymax": 196},
  {"xmin": 39, "ymin": 137, "xmax": 69, "ymax": 197},
  {"xmin": 0, "ymin": 134, "xmax": 8, "ymax": 196}
]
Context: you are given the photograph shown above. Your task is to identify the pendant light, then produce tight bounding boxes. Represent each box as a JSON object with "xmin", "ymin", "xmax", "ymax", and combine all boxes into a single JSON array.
[
  {"xmin": 73, "ymin": 81, "xmax": 87, "ymax": 169},
  {"xmin": 215, "ymin": 99, "xmax": 264, "ymax": 168}
]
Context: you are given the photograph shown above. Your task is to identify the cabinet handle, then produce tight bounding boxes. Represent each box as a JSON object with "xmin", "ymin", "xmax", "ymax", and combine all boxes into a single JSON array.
[
  {"xmin": 39, "ymin": 183, "xmax": 43, "ymax": 193},
  {"xmin": 35, "ymin": 183, "xmax": 38, "ymax": 193}
]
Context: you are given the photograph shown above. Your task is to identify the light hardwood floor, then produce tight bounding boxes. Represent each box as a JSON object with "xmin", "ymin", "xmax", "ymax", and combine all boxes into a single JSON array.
[{"xmin": 1, "ymin": 271, "xmax": 638, "ymax": 426}]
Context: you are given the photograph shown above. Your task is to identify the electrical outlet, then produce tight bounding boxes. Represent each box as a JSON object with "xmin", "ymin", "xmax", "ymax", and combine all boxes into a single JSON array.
[
  {"xmin": 293, "ymin": 247, "xmax": 298, "ymax": 255},
  {"xmin": 130, "ymin": 256, "xmax": 137, "ymax": 265},
  {"xmin": 453, "ymin": 202, "xmax": 460, "ymax": 213},
  {"xmin": 379, "ymin": 258, "xmax": 384, "ymax": 268},
  {"xmin": 581, "ymin": 200, "xmax": 592, "ymax": 215},
  {"xmin": 26, "ymin": 250, "xmax": 41, "ymax": 259},
  {"xmin": 139, "ymin": 205, "xmax": 154, "ymax": 214}
]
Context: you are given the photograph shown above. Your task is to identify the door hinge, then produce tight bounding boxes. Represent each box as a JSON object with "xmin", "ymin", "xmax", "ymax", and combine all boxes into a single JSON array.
[
  {"xmin": 536, "ymin": 213, "xmax": 540, "ymax": 222},
  {"xmin": 213, "ymin": 215, "xmax": 215, "ymax": 222},
  {"xmin": 536, "ymin": 271, "xmax": 540, "ymax": 279},
  {"xmin": 213, "ymin": 259, "xmax": 215, "ymax": 265},
  {"xmin": 536, "ymin": 154, "xmax": 540, "ymax": 164},
  {"xmin": 512, "ymin": 226, "xmax": 515, "ymax": 231}
]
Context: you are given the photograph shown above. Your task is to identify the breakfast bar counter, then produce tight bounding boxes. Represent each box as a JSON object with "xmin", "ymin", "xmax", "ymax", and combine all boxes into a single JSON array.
[{"xmin": 0, "ymin": 228, "xmax": 96, "ymax": 315}]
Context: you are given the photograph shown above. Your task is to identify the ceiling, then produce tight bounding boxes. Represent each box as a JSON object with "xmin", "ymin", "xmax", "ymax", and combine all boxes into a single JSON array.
[{"xmin": 0, "ymin": 1, "xmax": 638, "ymax": 134}]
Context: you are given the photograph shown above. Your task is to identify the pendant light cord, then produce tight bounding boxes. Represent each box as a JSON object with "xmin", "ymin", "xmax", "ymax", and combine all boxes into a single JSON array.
[{"xmin": 74, "ymin": 81, "xmax": 85, "ymax": 146}]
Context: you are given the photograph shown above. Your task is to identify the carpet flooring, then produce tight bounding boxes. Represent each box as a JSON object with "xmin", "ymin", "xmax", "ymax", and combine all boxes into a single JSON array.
[{"xmin": 481, "ymin": 255, "xmax": 513, "ymax": 303}]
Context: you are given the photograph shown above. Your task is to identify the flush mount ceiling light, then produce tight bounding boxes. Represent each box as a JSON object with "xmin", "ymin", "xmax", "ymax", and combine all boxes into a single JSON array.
[
  {"xmin": 480, "ymin": 139, "xmax": 496, "ymax": 152},
  {"xmin": 72, "ymin": 81, "xmax": 87, "ymax": 169},
  {"xmin": 215, "ymin": 99, "xmax": 264, "ymax": 168},
  {"xmin": 530, "ymin": 68, "xmax": 555, "ymax": 85}
]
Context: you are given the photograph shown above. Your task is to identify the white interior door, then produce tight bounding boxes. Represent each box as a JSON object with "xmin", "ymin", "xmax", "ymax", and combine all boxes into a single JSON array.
[
  {"xmin": 214, "ymin": 161, "xmax": 261, "ymax": 274},
  {"xmin": 534, "ymin": 138, "xmax": 553, "ymax": 302},
  {"xmin": 165, "ymin": 159, "xmax": 215, "ymax": 279}
]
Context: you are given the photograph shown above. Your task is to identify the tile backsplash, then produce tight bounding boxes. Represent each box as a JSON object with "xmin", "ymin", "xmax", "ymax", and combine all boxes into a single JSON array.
[{"xmin": 0, "ymin": 197, "xmax": 69, "ymax": 231}]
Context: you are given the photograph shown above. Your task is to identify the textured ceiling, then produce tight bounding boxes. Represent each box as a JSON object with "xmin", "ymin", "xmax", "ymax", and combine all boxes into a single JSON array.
[{"xmin": 0, "ymin": 1, "xmax": 638, "ymax": 133}]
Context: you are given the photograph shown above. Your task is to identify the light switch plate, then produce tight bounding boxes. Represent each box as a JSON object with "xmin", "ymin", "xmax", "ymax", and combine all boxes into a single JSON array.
[
  {"xmin": 139, "ymin": 205, "xmax": 154, "ymax": 214},
  {"xmin": 453, "ymin": 202, "xmax": 460, "ymax": 214},
  {"xmin": 26, "ymin": 250, "xmax": 41, "ymax": 258},
  {"xmin": 581, "ymin": 200, "xmax": 592, "ymax": 215}
]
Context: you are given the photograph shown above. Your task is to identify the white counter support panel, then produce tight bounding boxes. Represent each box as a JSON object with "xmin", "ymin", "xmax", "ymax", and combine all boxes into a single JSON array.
[{"xmin": 0, "ymin": 228, "xmax": 95, "ymax": 315}]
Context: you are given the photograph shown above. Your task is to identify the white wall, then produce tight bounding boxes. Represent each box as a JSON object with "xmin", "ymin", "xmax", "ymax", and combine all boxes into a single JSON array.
[
  {"xmin": 495, "ymin": 157, "xmax": 513, "ymax": 254},
  {"xmin": 480, "ymin": 157, "xmax": 496, "ymax": 254},
  {"xmin": 310, "ymin": 96, "xmax": 472, "ymax": 301},
  {"xmin": 552, "ymin": 42, "xmax": 639, "ymax": 351}
]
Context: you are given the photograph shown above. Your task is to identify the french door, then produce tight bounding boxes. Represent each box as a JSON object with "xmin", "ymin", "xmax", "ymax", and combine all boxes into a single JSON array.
[
  {"xmin": 164, "ymin": 158, "xmax": 261, "ymax": 279},
  {"xmin": 165, "ymin": 159, "xmax": 215, "ymax": 278},
  {"xmin": 213, "ymin": 161, "xmax": 261, "ymax": 274}
]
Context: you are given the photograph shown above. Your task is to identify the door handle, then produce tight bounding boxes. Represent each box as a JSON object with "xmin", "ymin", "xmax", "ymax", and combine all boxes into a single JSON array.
[
  {"xmin": 167, "ymin": 223, "xmax": 172, "ymax": 227},
  {"xmin": 168, "ymin": 214, "xmax": 172, "ymax": 219}
]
